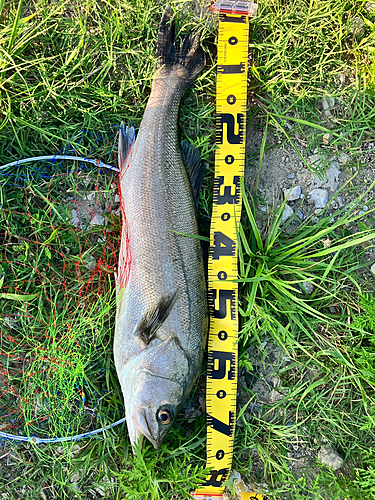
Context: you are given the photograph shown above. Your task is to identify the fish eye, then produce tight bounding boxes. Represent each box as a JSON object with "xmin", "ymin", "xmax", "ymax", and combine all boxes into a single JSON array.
[{"xmin": 157, "ymin": 408, "xmax": 173, "ymax": 425}]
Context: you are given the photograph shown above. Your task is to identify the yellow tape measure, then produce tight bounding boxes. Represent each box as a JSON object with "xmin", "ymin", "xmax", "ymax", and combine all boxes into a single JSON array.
[{"xmin": 194, "ymin": 2, "xmax": 261, "ymax": 499}]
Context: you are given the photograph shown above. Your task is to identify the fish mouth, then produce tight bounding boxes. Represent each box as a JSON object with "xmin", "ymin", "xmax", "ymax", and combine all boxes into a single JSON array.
[{"xmin": 131, "ymin": 408, "xmax": 160, "ymax": 450}]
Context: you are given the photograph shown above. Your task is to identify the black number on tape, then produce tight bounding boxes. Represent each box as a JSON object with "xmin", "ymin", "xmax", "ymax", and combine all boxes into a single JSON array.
[
  {"xmin": 210, "ymin": 289, "xmax": 236, "ymax": 320},
  {"xmin": 208, "ymin": 411, "xmax": 235, "ymax": 436},
  {"xmin": 211, "ymin": 232, "xmax": 235, "ymax": 260},
  {"xmin": 217, "ymin": 389, "xmax": 226, "ymax": 398},
  {"xmin": 221, "ymin": 212, "xmax": 231, "ymax": 221},
  {"xmin": 216, "ymin": 113, "xmax": 244, "ymax": 144},
  {"xmin": 227, "ymin": 94, "xmax": 236, "ymax": 105},
  {"xmin": 213, "ymin": 176, "xmax": 240, "ymax": 205},
  {"xmin": 217, "ymin": 62, "xmax": 245, "ymax": 74},
  {"xmin": 202, "ymin": 468, "xmax": 229, "ymax": 488},
  {"xmin": 218, "ymin": 330, "xmax": 228, "ymax": 340},
  {"xmin": 209, "ymin": 350, "xmax": 235, "ymax": 380},
  {"xmin": 228, "ymin": 36, "xmax": 238, "ymax": 45}
]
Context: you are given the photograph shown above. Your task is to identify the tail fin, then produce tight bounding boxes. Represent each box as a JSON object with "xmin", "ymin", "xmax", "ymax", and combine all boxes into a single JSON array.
[{"xmin": 155, "ymin": 5, "xmax": 205, "ymax": 87}]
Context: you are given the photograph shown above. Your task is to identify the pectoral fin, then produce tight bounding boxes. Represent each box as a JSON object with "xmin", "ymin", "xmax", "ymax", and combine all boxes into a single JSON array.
[
  {"xmin": 135, "ymin": 291, "xmax": 178, "ymax": 345},
  {"xmin": 118, "ymin": 122, "xmax": 135, "ymax": 171}
]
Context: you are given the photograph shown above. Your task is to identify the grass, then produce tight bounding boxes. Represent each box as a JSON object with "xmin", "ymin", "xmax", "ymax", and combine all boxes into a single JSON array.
[{"xmin": 0, "ymin": 0, "xmax": 375, "ymax": 498}]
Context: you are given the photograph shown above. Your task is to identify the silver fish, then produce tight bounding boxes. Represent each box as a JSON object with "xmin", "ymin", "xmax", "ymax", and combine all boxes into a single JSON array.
[{"xmin": 114, "ymin": 6, "xmax": 208, "ymax": 449}]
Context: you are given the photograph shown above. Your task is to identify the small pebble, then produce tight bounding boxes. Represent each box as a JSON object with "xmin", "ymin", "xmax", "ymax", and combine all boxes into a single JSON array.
[
  {"xmin": 284, "ymin": 185, "xmax": 302, "ymax": 201},
  {"xmin": 308, "ymin": 189, "xmax": 329, "ymax": 208},
  {"xmin": 371, "ymin": 263, "xmax": 375, "ymax": 275},
  {"xmin": 281, "ymin": 204, "xmax": 294, "ymax": 224},
  {"xmin": 287, "ymin": 173, "xmax": 295, "ymax": 179},
  {"xmin": 318, "ymin": 446, "xmax": 344, "ymax": 471},
  {"xmin": 296, "ymin": 210, "xmax": 305, "ymax": 221}
]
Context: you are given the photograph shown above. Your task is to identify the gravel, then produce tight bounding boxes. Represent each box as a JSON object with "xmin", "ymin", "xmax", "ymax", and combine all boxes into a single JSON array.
[{"xmin": 308, "ymin": 189, "xmax": 329, "ymax": 208}]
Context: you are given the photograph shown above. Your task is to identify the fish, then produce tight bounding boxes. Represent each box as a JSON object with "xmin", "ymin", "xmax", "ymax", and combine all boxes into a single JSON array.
[{"xmin": 114, "ymin": 5, "xmax": 208, "ymax": 450}]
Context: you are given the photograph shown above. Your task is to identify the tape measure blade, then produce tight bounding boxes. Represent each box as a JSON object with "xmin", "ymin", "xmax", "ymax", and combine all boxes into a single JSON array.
[{"xmin": 195, "ymin": 10, "xmax": 251, "ymax": 499}]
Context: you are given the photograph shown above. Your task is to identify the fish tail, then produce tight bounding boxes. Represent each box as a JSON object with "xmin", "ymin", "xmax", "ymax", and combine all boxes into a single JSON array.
[{"xmin": 156, "ymin": 5, "xmax": 205, "ymax": 88}]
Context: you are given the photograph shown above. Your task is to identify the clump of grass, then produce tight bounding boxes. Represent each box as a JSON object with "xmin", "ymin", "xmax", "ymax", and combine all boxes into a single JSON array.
[{"xmin": 235, "ymin": 162, "xmax": 375, "ymax": 497}]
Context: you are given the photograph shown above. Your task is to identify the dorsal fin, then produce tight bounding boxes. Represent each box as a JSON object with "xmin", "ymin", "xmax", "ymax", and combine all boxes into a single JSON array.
[
  {"xmin": 135, "ymin": 291, "xmax": 178, "ymax": 345},
  {"xmin": 118, "ymin": 122, "xmax": 135, "ymax": 171},
  {"xmin": 181, "ymin": 139, "xmax": 206, "ymax": 205}
]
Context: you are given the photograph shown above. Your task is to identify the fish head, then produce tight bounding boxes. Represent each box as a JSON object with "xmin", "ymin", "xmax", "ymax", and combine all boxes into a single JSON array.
[{"xmin": 122, "ymin": 336, "xmax": 192, "ymax": 449}]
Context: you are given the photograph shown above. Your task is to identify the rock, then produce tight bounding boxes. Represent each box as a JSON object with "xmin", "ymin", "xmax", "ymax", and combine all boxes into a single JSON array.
[
  {"xmin": 318, "ymin": 446, "xmax": 344, "ymax": 470},
  {"xmin": 351, "ymin": 17, "xmax": 365, "ymax": 37},
  {"xmin": 287, "ymin": 173, "xmax": 295, "ymax": 179},
  {"xmin": 337, "ymin": 153, "xmax": 350, "ymax": 164},
  {"xmin": 365, "ymin": 1, "xmax": 375, "ymax": 12},
  {"xmin": 70, "ymin": 208, "xmax": 80, "ymax": 227},
  {"xmin": 83, "ymin": 254, "xmax": 96, "ymax": 271},
  {"xmin": 283, "ymin": 185, "xmax": 302, "ymax": 201},
  {"xmin": 91, "ymin": 214, "xmax": 105, "ymax": 226},
  {"xmin": 89, "ymin": 475, "xmax": 115, "ymax": 497},
  {"xmin": 326, "ymin": 163, "xmax": 340, "ymax": 191},
  {"xmin": 323, "ymin": 133, "xmax": 330, "ymax": 144},
  {"xmin": 281, "ymin": 204, "xmax": 294, "ymax": 224},
  {"xmin": 309, "ymin": 154, "xmax": 322, "ymax": 167},
  {"xmin": 296, "ymin": 209, "xmax": 305, "ymax": 221},
  {"xmin": 337, "ymin": 196, "xmax": 344, "ymax": 208},
  {"xmin": 334, "ymin": 73, "xmax": 346, "ymax": 87},
  {"xmin": 371, "ymin": 263, "xmax": 375, "ymax": 275},
  {"xmin": 312, "ymin": 164, "xmax": 340, "ymax": 192},
  {"xmin": 311, "ymin": 217, "xmax": 319, "ymax": 224},
  {"xmin": 301, "ymin": 281, "xmax": 314, "ymax": 294},
  {"xmin": 308, "ymin": 189, "xmax": 329, "ymax": 208}
]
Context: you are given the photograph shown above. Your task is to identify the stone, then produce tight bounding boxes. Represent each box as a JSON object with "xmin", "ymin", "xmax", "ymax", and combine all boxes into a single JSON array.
[
  {"xmin": 287, "ymin": 173, "xmax": 295, "ymax": 179},
  {"xmin": 322, "ymin": 97, "xmax": 335, "ymax": 110},
  {"xmin": 312, "ymin": 164, "xmax": 340, "ymax": 192},
  {"xmin": 322, "ymin": 98, "xmax": 330, "ymax": 110},
  {"xmin": 284, "ymin": 185, "xmax": 302, "ymax": 201},
  {"xmin": 296, "ymin": 210, "xmax": 305, "ymax": 221},
  {"xmin": 301, "ymin": 281, "xmax": 314, "ymax": 294},
  {"xmin": 281, "ymin": 204, "xmax": 294, "ymax": 224},
  {"xmin": 70, "ymin": 208, "xmax": 79, "ymax": 227},
  {"xmin": 326, "ymin": 163, "xmax": 340, "ymax": 191},
  {"xmin": 371, "ymin": 263, "xmax": 375, "ymax": 275},
  {"xmin": 335, "ymin": 73, "xmax": 346, "ymax": 87},
  {"xmin": 308, "ymin": 189, "xmax": 329, "ymax": 208},
  {"xmin": 323, "ymin": 133, "xmax": 330, "ymax": 144},
  {"xmin": 351, "ymin": 17, "xmax": 365, "ymax": 37},
  {"xmin": 337, "ymin": 196, "xmax": 344, "ymax": 208},
  {"xmin": 309, "ymin": 154, "xmax": 322, "ymax": 166},
  {"xmin": 91, "ymin": 214, "xmax": 105, "ymax": 226},
  {"xmin": 318, "ymin": 446, "xmax": 344, "ymax": 471}
]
